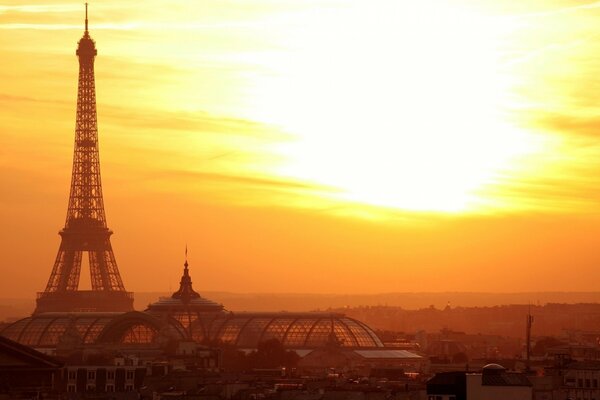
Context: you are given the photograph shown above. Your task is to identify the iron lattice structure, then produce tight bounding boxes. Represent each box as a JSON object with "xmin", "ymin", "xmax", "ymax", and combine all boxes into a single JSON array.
[{"xmin": 35, "ymin": 6, "xmax": 133, "ymax": 314}]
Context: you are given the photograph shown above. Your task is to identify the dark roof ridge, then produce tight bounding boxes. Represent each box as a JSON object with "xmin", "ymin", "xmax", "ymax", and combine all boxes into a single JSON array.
[{"xmin": 0, "ymin": 335, "xmax": 63, "ymax": 368}]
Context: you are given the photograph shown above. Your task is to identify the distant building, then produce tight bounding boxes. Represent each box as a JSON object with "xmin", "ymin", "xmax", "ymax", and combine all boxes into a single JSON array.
[
  {"xmin": 562, "ymin": 360, "xmax": 600, "ymax": 400},
  {"xmin": 298, "ymin": 344, "xmax": 423, "ymax": 376},
  {"xmin": 57, "ymin": 363, "xmax": 146, "ymax": 394},
  {"xmin": 426, "ymin": 363, "xmax": 532, "ymax": 400},
  {"xmin": 2, "ymin": 261, "xmax": 387, "ymax": 359},
  {"xmin": 548, "ymin": 344, "xmax": 600, "ymax": 362},
  {"xmin": 426, "ymin": 371, "xmax": 466, "ymax": 400},
  {"xmin": 0, "ymin": 335, "xmax": 62, "ymax": 398}
]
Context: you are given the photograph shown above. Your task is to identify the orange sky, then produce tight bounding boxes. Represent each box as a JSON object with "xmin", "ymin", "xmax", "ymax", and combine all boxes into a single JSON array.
[{"xmin": 2, "ymin": 0, "xmax": 600, "ymax": 298}]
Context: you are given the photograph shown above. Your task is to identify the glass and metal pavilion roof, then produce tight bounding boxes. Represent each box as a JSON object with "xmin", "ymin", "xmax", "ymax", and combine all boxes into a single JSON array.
[
  {"xmin": 198, "ymin": 312, "xmax": 384, "ymax": 348},
  {"xmin": 1, "ymin": 262, "xmax": 384, "ymax": 350}
]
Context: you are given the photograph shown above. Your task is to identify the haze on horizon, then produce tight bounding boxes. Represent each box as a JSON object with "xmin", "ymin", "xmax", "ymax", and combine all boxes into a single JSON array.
[{"xmin": 2, "ymin": 0, "xmax": 600, "ymax": 299}]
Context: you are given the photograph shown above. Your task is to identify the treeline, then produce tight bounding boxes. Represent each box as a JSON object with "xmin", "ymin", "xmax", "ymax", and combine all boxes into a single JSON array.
[{"xmin": 331, "ymin": 303, "xmax": 600, "ymax": 337}]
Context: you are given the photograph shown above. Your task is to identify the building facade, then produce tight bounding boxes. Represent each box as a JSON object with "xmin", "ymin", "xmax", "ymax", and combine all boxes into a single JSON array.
[
  {"xmin": 427, "ymin": 364, "xmax": 532, "ymax": 400},
  {"xmin": 562, "ymin": 361, "xmax": 600, "ymax": 400}
]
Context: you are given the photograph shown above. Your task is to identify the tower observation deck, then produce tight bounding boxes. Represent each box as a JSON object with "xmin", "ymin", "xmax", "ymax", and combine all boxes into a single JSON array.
[{"xmin": 35, "ymin": 4, "xmax": 133, "ymax": 314}]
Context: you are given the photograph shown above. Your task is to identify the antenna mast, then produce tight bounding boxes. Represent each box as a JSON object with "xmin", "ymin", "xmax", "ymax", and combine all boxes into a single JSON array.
[{"xmin": 526, "ymin": 305, "xmax": 534, "ymax": 373}]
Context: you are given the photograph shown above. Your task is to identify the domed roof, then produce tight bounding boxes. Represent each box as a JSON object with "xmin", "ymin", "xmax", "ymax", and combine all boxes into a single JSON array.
[
  {"xmin": 143, "ymin": 261, "xmax": 384, "ymax": 349},
  {"xmin": 1, "ymin": 312, "xmax": 122, "ymax": 348},
  {"xmin": 1, "ymin": 259, "xmax": 383, "ymax": 350},
  {"xmin": 146, "ymin": 259, "xmax": 224, "ymax": 313},
  {"xmin": 483, "ymin": 363, "xmax": 506, "ymax": 374},
  {"xmin": 0, "ymin": 311, "xmax": 187, "ymax": 348},
  {"xmin": 195, "ymin": 312, "xmax": 384, "ymax": 349},
  {"xmin": 148, "ymin": 296, "xmax": 224, "ymax": 310}
]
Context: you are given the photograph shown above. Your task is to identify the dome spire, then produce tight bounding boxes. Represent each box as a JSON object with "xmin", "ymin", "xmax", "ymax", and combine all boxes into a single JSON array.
[
  {"xmin": 185, "ymin": 244, "xmax": 188, "ymax": 269},
  {"xmin": 172, "ymin": 246, "xmax": 200, "ymax": 303}
]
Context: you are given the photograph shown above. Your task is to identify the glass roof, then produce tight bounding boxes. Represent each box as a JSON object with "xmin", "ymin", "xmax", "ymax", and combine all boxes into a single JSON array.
[
  {"xmin": 1, "ymin": 313, "xmax": 119, "ymax": 348},
  {"xmin": 1, "ymin": 311, "xmax": 383, "ymax": 349},
  {"xmin": 199, "ymin": 313, "xmax": 384, "ymax": 348}
]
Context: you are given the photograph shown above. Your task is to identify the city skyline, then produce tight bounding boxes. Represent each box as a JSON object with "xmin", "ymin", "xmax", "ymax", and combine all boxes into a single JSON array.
[{"xmin": 2, "ymin": 0, "xmax": 600, "ymax": 297}]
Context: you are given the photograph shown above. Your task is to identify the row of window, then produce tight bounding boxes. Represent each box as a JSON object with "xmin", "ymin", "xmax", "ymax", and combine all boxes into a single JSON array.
[
  {"xmin": 67, "ymin": 369, "xmax": 135, "ymax": 381},
  {"xmin": 571, "ymin": 378, "xmax": 600, "ymax": 388},
  {"xmin": 67, "ymin": 384, "xmax": 134, "ymax": 393}
]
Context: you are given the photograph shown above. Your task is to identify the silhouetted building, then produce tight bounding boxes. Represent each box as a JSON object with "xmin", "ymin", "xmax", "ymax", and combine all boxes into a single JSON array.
[
  {"xmin": 426, "ymin": 364, "xmax": 532, "ymax": 400},
  {"xmin": 56, "ymin": 364, "xmax": 146, "ymax": 394},
  {"xmin": 562, "ymin": 360, "xmax": 600, "ymax": 400},
  {"xmin": 35, "ymin": 3, "xmax": 133, "ymax": 314},
  {"xmin": 0, "ymin": 335, "xmax": 62, "ymax": 398},
  {"xmin": 3, "ymin": 260, "xmax": 385, "ymax": 354},
  {"xmin": 426, "ymin": 371, "xmax": 467, "ymax": 400},
  {"xmin": 298, "ymin": 346, "xmax": 423, "ymax": 376}
]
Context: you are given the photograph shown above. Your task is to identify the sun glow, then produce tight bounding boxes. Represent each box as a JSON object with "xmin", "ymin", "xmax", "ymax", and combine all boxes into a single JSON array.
[
  {"xmin": 235, "ymin": 1, "xmax": 544, "ymax": 213},
  {"xmin": 1, "ymin": 0, "xmax": 585, "ymax": 219}
]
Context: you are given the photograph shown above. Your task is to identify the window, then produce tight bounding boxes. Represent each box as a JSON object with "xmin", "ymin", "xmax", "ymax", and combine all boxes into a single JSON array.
[
  {"xmin": 120, "ymin": 324, "xmax": 156, "ymax": 344},
  {"xmin": 578, "ymin": 378, "xmax": 584, "ymax": 388},
  {"xmin": 68, "ymin": 370, "xmax": 76, "ymax": 380},
  {"xmin": 586, "ymin": 379, "xmax": 591, "ymax": 388},
  {"xmin": 87, "ymin": 370, "xmax": 96, "ymax": 380},
  {"xmin": 125, "ymin": 384, "xmax": 134, "ymax": 392},
  {"xmin": 594, "ymin": 379, "xmax": 598, "ymax": 388},
  {"xmin": 126, "ymin": 370, "xmax": 134, "ymax": 380},
  {"xmin": 67, "ymin": 384, "xmax": 76, "ymax": 393},
  {"xmin": 86, "ymin": 384, "xmax": 95, "ymax": 392},
  {"xmin": 107, "ymin": 370, "xmax": 115, "ymax": 380},
  {"xmin": 106, "ymin": 384, "xmax": 114, "ymax": 392}
]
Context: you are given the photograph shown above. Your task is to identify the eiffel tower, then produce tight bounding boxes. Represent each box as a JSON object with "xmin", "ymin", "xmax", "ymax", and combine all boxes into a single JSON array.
[{"xmin": 35, "ymin": 4, "xmax": 133, "ymax": 314}]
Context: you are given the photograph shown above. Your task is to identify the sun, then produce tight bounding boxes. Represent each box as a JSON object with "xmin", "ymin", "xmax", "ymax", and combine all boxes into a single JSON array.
[{"xmin": 233, "ymin": 0, "xmax": 543, "ymax": 213}]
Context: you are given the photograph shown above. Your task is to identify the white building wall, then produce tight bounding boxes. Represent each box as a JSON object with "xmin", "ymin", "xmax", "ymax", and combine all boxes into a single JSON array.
[
  {"xmin": 565, "ymin": 368, "xmax": 600, "ymax": 400},
  {"xmin": 466, "ymin": 374, "xmax": 532, "ymax": 400}
]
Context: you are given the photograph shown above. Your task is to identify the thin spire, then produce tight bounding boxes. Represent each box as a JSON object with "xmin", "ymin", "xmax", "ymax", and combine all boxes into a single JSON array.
[
  {"xmin": 172, "ymin": 245, "xmax": 200, "ymax": 302},
  {"xmin": 185, "ymin": 244, "xmax": 188, "ymax": 268},
  {"xmin": 85, "ymin": 3, "xmax": 89, "ymax": 33}
]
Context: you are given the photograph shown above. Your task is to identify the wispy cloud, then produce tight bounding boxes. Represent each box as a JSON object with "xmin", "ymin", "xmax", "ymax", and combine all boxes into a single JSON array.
[
  {"xmin": 0, "ymin": 93, "xmax": 41, "ymax": 103},
  {"xmin": 0, "ymin": 4, "xmax": 79, "ymax": 14},
  {"xmin": 510, "ymin": 1, "xmax": 600, "ymax": 20},
  {"xmin": 158, "ymin": 169, "xmax": 330, "ymax": 192},
  {"xmin": 0, "ymin": 22, "xmax": 140, "ymax": 30},
  {"xmin": 101, "ymin": 105, "xmax": 288, "ymax": 140},
  {"xmin": 535, "ymin": 114, "xmax": 600, "ymax": 139},
  {"xmin": 0, "ymin": 20, "xmax": 290, "ymax": 31}
]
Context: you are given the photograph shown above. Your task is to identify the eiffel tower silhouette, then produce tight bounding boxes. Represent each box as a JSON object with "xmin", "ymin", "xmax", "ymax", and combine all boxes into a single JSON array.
[{"xmin": 35, "ymin": 4, "xmax": 133, "ymax": 314}]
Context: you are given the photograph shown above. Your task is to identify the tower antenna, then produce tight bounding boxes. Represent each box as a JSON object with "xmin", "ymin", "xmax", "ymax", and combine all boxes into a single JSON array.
[{"xmin": 85, "ymin": 3, "xmax": 88, "ymax": 32}]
